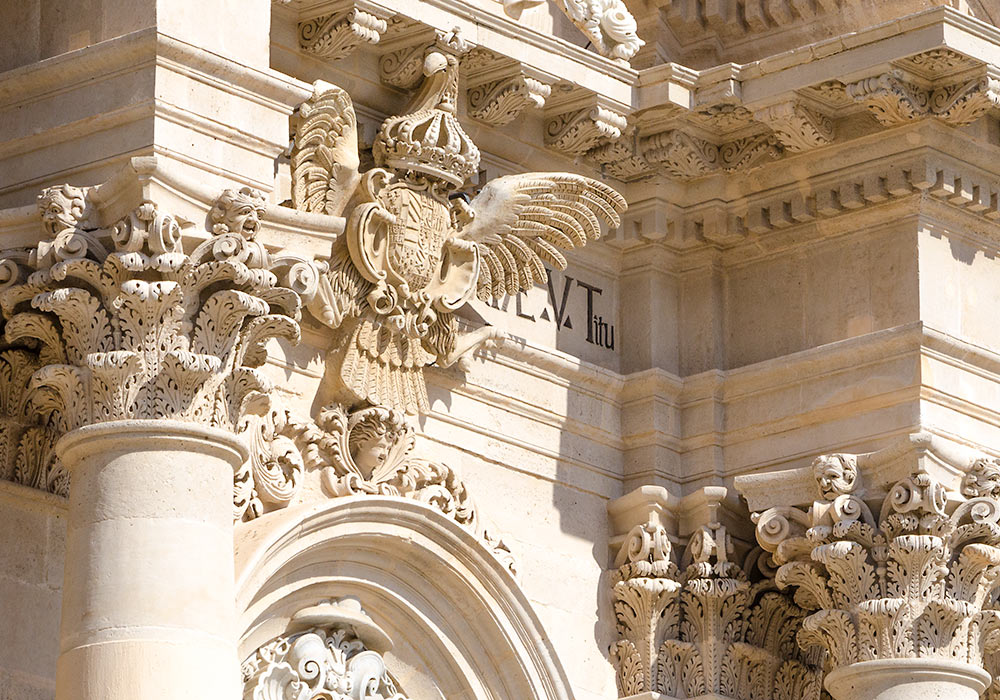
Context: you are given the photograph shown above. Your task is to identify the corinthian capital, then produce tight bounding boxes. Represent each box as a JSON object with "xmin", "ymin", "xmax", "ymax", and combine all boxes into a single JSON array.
[
  {"xmin": 0, "ymin": 186, "xmax": 301, "ymax": 436},
  {"xmin": 735, "ymin": 433, "xmax": 1000, "ymax": 677},
  {"xmin": 608, "ymin": 486, "xmax": 822, "ymax": 700}
]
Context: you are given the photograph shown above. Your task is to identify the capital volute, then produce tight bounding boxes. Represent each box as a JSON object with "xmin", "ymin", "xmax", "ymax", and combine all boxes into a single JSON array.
[{"xmin": 735, "ymin": 434, "xmax": 1000, "ymax": 672}]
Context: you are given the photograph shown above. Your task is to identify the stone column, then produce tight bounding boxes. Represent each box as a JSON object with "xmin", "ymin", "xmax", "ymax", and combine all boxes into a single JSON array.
[
  {"xmin": 55, "ymin": 421, "xmax": 247, "ymax": 698},
  {"xmin": 0, "ymin": 182, "xmax": 301, "ymax": 700},
  {"xmin": 735, "ymin": 434, "xmax": 1000, "ymax": 700}
]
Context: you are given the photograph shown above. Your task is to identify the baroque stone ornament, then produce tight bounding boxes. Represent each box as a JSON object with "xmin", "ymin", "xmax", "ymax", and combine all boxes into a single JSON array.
[
  {"xmin": 467, "ymin": 73, "xmax": 551, "ymax": 127},
  {"xmin": 737, "ymin": 437, "xmax": 1000, "ymax": 680},
  {"xmin": 242, "ymin": 597, "xmax": 410, "ymax": 700},
  {"xmin": 0, "ymin": 187, "xmax": 301, "ymax": 445},
  {"xmin": 506, "ymin": 0, "xmax": 644, "ymax": 62},
  {"xmin": 610, "ymin": 520, "xmax": 823, "ymax": 700},
  {"xmin": 291, "ymin": 403, "xmax": 519, "ymax": 576},
  {"xmin": 287, "ymin": 50, "xmax": 626, "ymax": 414},
  {"xmin": 298, "ymin": 3, "xmax": 389, "ymax": 61}
]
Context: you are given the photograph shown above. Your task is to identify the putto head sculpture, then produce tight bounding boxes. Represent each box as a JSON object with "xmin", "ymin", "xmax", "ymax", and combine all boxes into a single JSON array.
[
  {"xmin": 288, "ymin": 50, "xmax": 627, "ymax": 414},
  {"xmin": 811, "ymin": 453, "xmax": 859, "ymax": 500},
  {"xmin": 211, "ymin": 186, "xmax": 268, "ymax": 239}
]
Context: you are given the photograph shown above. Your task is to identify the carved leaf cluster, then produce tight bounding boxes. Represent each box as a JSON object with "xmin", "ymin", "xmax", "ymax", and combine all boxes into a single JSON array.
[
  {"xmin": 754, "ymin": 464, "xmax": 1000, "ymax": 671},
  {"xmin": 610, "ymin": 523, "xmax": 823, "ymax": 700},
  {"xmin": 0, "ymin": 188, "xmax": 305, "ymax": 499}
]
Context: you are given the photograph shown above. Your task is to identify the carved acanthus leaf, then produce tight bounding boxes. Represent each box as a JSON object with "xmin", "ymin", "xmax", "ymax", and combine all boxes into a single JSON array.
[
  {"xmin": 930, "ymin": 75, "xmax": 1000, "ymax": 126},
  {"xmin": 754, "ymin": 102, "xmax": 834, "ymax": 153},
  {"xmin": 0, "ymin": 189, "xmax": 301, "ymax": 438},
  {"xmin": 298, "ymin": 5, "xmax": 389, "ymax": 60},
  {"xmin": 467, "ymin": 73, "xmax": 551, "ymax": 127},
  {"xmin": 746, "ymin": 449, "xmax": 1000, "ymax": 672},
  {"xmin": 609, "ymin": 521, "xmax": 823, "ymax": 700},
  {"xmin": 642, "ymin": 130, "xmax": 720, "ymax": 179},
  {"xmin": 545, "ymin": 105, "xmax": 628, "ymax": 156},
  {"xmin": 847, "ymin": 72, "xmax": 929, "ymax": 126}
]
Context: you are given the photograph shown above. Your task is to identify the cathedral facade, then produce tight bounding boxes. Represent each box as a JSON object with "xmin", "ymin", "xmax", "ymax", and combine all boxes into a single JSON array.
[{"xmin": 3, "ymin": 2, "xmax": 1000, "ymax": 700}]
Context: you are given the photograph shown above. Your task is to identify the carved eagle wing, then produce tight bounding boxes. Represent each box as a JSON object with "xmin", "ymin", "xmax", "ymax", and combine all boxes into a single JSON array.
[
  {"xmin": 456, "ymin": 173, "xmax": 626, "ymax": 302},
  {"xmin": 289, "ymin": 82, "xmax": 361, "ymax": 217}
]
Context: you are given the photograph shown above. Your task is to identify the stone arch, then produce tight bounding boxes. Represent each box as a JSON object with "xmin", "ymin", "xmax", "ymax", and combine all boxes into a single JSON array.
[{"xmin": 234, "ymin": 496, "xmax": 572, "ymax": 700}]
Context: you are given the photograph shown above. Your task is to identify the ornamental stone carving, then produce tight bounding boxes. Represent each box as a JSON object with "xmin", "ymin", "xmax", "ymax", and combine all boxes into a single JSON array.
[
  {"xmin": 287, "ymin": 53, "xmax": 626, "ymax": 415},
  {"xmin": 467, "ymin": 72, "xmax": 551, "ymax": 127},
  {"xmin": 610, "ymin": 520, "xmax": 823, "ymax": 700},
  {"xmin": 735, "ymin": 434, "xmax": 1000, "ymax": 687},
  {"xmin": 0, "ymin": 188, "xmax": 301, "ymax": 442},
  {"xmin": 298, "ymin": 2, "xmax": 390, "ymax": 61},
  {"xmin": 544, "ymin": 105, "xmax": 629, "ymax": 157},
  {"xmin": 242, "ymin": 597, "xmax": 411, "ymax": 700},
  {"xmin": 506, "ymin": 0, "xmax": 644, "ymax": 63},
  {"xmin": 847, "ymin": 69, "xmax": 1000, "ymax": 127},
  {"xmin": 753, "ymin": 101, "xmax": 834, "ymax": 153}
]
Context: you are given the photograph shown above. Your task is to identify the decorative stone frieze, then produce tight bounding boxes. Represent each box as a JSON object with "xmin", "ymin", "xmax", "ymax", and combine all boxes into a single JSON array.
[
  {"xmin": 544, "ymin": 104, "xmax": 629, "ymax": 156},
  {"xmin": 298, "ymin": 2, "xmax": 391, "ymax": 60},
  {"xmin": 848, "ymin": 69, "xmax": 1000, "ymax": 127},
  {"xmin": 753, "ymin": 101, "xmax": 834, "ymax": 153},
  {"xmin": 242, "ymin": 597, "xmax": 411, "ymax": 700},
  {"xmin": 735, "ymin": 434, "xmax": 1000, "ymax": 700},
  {"xmin": 608, "ymin": 487, "xmax": 823, "ymax": 700}
]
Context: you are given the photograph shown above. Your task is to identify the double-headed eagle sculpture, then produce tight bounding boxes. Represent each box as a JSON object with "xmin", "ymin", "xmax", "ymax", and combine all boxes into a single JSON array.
[{"xmin": 288, "ymin": 49, "xmax": 626, "ymax": 414}]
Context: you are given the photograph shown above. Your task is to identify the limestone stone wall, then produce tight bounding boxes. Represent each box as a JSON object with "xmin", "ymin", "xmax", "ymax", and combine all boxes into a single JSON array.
[{"xmin": 0, "ymin": 483, "xmax": 64, "ymax": 700}]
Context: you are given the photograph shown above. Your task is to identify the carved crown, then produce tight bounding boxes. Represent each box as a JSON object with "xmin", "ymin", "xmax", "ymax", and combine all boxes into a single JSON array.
[{"xmin": 373, "ymin": 51, "xmax": 481, "ymax": 189}]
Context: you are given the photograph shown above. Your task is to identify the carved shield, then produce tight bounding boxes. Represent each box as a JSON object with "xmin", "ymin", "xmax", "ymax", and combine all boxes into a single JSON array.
[{"xmin": 382, "ymin": 185, "xmax": 449, "ymax": 292}]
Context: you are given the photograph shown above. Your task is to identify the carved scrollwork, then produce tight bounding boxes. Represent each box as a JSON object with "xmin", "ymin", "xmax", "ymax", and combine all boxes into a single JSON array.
[
  {"xmin": 279, "ymin": 403, "xmax": 519, "ymax": 576},
  {"xmin": 242, "ymin": 597, "xmax": 410, "ymax": 700},
  {"xmin": 745, "ymin": 451, "xmax": 1000, "ymax": 674},
  {"xmin": 298, "ymin": 5, "xmax": 389, "ymax": 61},
  {"xmin": 467, "ymin": 74, "xmax": 551, "ymax": 127},
  {"xmin": 544, "ymin": 105, "xmax": 628, "ymax": 156},
  {"xmin": 754, "ymin": 101, "xmax": 834, "ymax": 153}
]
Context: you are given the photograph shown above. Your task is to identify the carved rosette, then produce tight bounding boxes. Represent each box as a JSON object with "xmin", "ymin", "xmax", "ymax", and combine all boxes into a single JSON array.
[
  {"xmin": 242, "ymin": 597, "xmax": 410, "ymax": 700},
  {"xmin": 0, "ymin": 185, "xmax": 302, "ymax": 496},
  {"xmin": 749, "ymin": 456, "xmax": 1000, "ymax": 674},
  {"xmin": 610, "ymin": 521, "xmax": 822, "ymax": 700}
]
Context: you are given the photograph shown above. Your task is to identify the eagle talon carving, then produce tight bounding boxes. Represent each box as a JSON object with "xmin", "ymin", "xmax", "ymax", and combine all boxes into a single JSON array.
[{"xmin": 289, "ymin": 48, "xmax": 626, "ymax": 414}]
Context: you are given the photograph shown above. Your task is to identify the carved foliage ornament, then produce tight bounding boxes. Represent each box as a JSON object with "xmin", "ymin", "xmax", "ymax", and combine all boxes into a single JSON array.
[
  {"xmin": 243, "ymin": 597, "xmax": 410, "ymax": 700},
  {"xmin": 298, "ymin": 5, "xmax": 389, "ymax": 61},
  {"xmin": 501, "ymin": 0, "xmax": 644, "ymax": 63},
  {"xmin": 287, "ymin": 53, "xmax": 626, "ymax": 415},
  {"xmin": 610, "ymin": 521, "xmax": 823, "ymax": 700},
  {"xmin": 847, "ymin": 70, "xmax": 1000, "ymax": 127},
  {"xmin": 0, "ymin": 186, "xmax": 301, "ymax": 445},
  {"xmin": 751, "ymin": 454, "xmax": 1000, "ymax": 671}
]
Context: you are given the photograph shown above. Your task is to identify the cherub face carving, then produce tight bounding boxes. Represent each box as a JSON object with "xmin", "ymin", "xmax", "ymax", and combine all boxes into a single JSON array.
[
  {"xmin": 812, "ymin": 454, "xmax": 858, "ymax": 500},
  {"xmin": 37, "ymin": 184, "xmax": 87, "ymax": 237},
  {"xmin": 347, "ymin": 409, "xmax": 407, "ymax": 480},
  {"xmin": 211, "ymin": 187, "xmax": 267, "ymax": 239}
]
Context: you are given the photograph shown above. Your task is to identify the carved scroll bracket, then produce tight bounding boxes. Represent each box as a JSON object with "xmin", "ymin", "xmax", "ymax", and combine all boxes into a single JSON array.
[
  {"xmin": 544, "ymin": 95, "xmax": 629, "ymax": 157},
  {"xmin": 464, "ymin": 53, "xmax": 553, "ymax": 127},
  {"xmin": 298, "ymin": 0, "xmax": 394, "ymax": 61}
]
